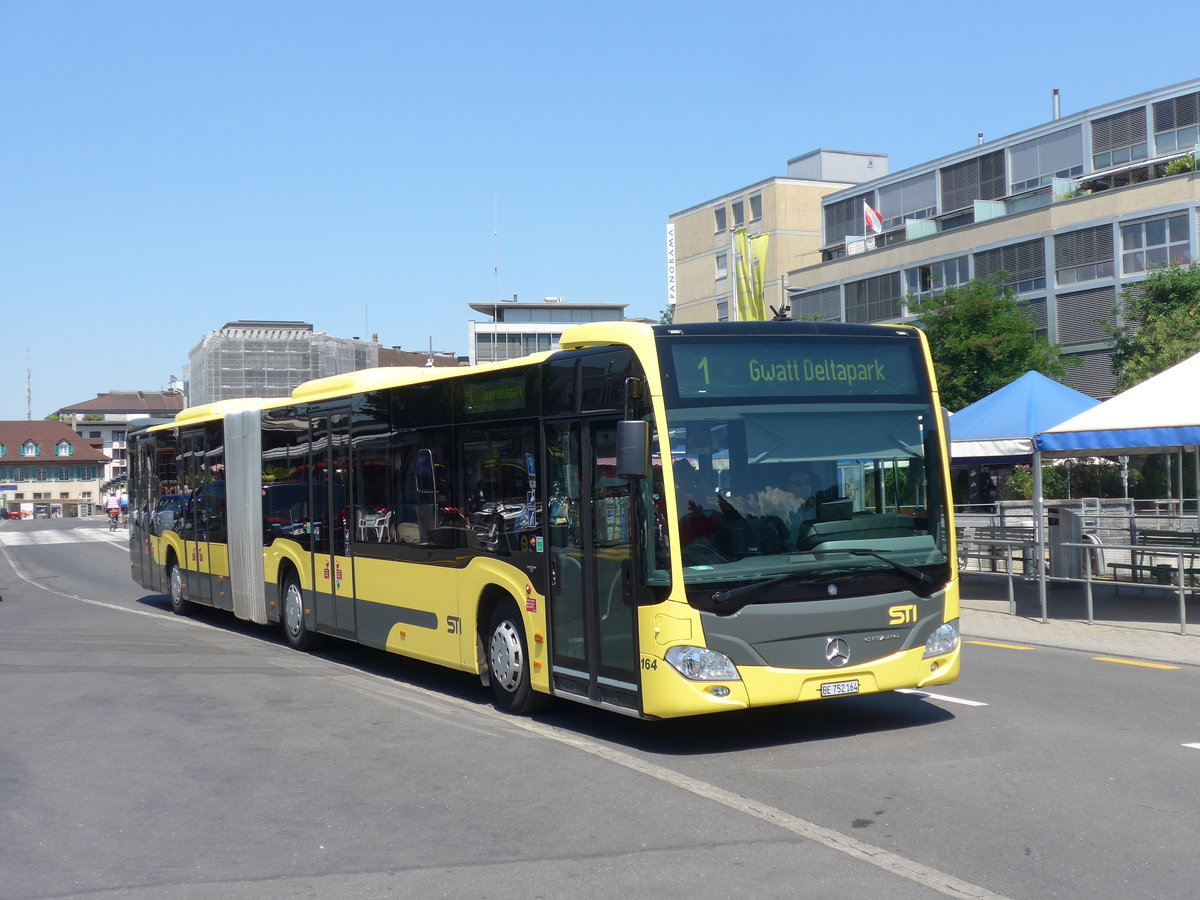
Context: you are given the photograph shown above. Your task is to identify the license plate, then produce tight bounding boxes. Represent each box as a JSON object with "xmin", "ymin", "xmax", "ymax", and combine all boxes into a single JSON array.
[{"xmin": 820, "ymin": 679, "xmax": 860, "ymax": 698}]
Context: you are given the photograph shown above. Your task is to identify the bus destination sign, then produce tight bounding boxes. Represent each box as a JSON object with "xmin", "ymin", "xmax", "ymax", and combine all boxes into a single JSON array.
[{"xmin": 669, "ymin": 341, "xmax": 921, "ymax": 400}]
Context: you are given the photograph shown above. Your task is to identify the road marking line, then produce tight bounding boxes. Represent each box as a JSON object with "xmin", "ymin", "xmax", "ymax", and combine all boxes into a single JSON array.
[
  {"xmin": 896, "ymin": 688, "xmax": 989, "ymax": 707},
  {"xmin": 1092, "ymin": 656, "xmax": 1179, "ymax": 670},
  {"xmin": 1183, "ymin": 743, "xmax": 1200, "ymax": 750},
  {"xmin": 966, "ymin": 640, "xmax": 1035, "ymax": 651},
  {"xmin": 1, "ymin": 544, "xmax": 1013, "ymax": 900}
]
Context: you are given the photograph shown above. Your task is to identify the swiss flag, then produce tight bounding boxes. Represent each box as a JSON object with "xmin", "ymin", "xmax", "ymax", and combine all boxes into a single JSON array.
[{"xmin": 863, "ymin": 200, "xmax": 883, "ymax": 234}]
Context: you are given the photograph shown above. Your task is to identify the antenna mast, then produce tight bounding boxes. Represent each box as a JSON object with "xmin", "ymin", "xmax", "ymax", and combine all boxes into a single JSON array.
[
  {"xmin": 26, "ymin": 346, "xmax": 33, "ymax": 420},
  {"xmin": 492, "ymin": 192, "xmax": 500, "ymax": 304}
]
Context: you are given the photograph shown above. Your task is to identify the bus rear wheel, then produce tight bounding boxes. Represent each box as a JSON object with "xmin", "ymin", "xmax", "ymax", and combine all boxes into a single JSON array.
[
  {"xmin": 168, "ymin": 561, "xmax": 193, "ymax": 616},
  {"xmin": 487, "ymin": 601, "xmax": 550, "ymax": 715},
  {"xmin": 281, "ymin": 575, "xmax": 323, "ymax": 651}
]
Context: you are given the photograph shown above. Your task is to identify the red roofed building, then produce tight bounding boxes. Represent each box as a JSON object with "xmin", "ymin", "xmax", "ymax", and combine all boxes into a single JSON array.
[{"xmin": 0, "ymin": 421, "xmax": 111, "ymax": 518}]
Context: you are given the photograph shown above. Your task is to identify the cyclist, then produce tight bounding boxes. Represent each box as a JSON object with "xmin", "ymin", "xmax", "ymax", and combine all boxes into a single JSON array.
[{"xmin": 105, "ymin": 493, "xmax": 121, "ymax": 530}]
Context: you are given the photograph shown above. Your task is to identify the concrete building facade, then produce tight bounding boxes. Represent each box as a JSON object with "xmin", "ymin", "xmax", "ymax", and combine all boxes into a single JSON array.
[
  {"xmin": 668, "ymin": 154, "xmax": 879, "ymax": 324},
  {"xmin": 785, "ymin": 79, "xmax": 1200, "ymax": 400}
]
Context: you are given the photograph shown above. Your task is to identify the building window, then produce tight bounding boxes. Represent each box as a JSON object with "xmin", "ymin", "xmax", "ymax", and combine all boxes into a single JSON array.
[
  {"xmin": 974, "ymin": 239, "xmax": 1046, "ymax": 294},
  {"xmin": 845, "ymin": 272, "xmax": 902, "ymax": 323},
  {"xmin": 1020, "ymin": 296, "xmax": 1049, "ymax": 341},
  {"xmin": 749, "ymin": 192, "xmax": 762, "ymax": 222},
  {"xmin": 21, "ymin": 442, "xmax": 38, "ymax": 457},
  {"xmin": 716, "ymin": 298, "xmax": 729, "ymax": 322},
  {"xmin": 823, "ymin": 192, "xmax": 875, "ymax": 246},
  {"xmin": 0, "ymin": 444, "xmax": 5, "ymax": 457},
  {"xmin": 88, "ymin": 430, "xmax": 101, "ymax": 439},
  {"xmin": 1153, "ymin": 92, "xmax": 1200, "ymax": 155},
  {"xmin": 55, "ymin": 441, "xmax": 74, "ymax": 457},
  {"xmin": 731, "ymin": 199, "xmax": 745, "ymax": 228},
  {"xmin": 1055, "ymin": 225, "xmax": 1115, "ymax": 286},
  {"xmin": 1121, "ymin": 214, "xmax": 1190, "ymax": 274},
  {"xmin": 715, "ymin": 253, "xmax": 728, "ymax": 280},
  {"xmin": 1057, "ymin": 286, "xmax": 1117, "ymax": 345},
  {"xmin": 713, "ymin": 205, "xmax": 726, "ymax": 232},
  {"xmin": 1091, "ymin": 107, "xmax": 1148, "ymax": 170},
  {"xmin": 58, "ymin": 467, "xmax": 69, "ymax": 481},
  {"xmin": 1010, "ymin": 126, "xmax": 1084, "ymax": 193},
  {"xmin": 905, "ymin": 256, "xmax": 970, "ymax": 300},
  {"xmin": 792, "ymin": 286, "xmax": 841, "ymax": 322},
  {"xmin": 878, "ymin": 172, "xmax": 937, "ymax": 229},
  {"xmin": 939, "ymin": 150, "xmax": 1005, "ymax": 214}
]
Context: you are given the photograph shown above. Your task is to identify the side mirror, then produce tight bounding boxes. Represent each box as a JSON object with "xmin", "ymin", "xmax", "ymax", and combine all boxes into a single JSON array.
[{"xmin": 616, "ymin": 420, "xmax": 649, "ymax": 479}]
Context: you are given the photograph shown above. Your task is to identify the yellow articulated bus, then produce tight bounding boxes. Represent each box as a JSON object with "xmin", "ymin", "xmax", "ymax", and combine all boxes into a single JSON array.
[{"xmin": 129, "ymin": 320, "xmax": 959, "ymax": 719}]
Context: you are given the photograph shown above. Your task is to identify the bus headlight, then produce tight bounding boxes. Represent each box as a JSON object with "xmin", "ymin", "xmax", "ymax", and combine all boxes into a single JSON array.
[
  {"xmin": 923, "ymin": 619, "xmax": 960, "ymax": 658},
  {"xmin": 665, "ymin": 646, "xmax": 741, "ymax": 681}
]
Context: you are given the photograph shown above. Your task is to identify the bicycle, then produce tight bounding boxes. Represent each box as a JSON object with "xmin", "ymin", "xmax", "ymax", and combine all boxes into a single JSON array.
[{"xmin": 108, "ymin": 509, "xmax": 121, "ymax": 532}]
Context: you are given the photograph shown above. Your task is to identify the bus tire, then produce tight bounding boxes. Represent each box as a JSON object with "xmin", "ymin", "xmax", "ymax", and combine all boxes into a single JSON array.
[
  {"xmin": 281, "ymin": 574, "xmax": 323, "ymax": 652},
  {"xmin": 486, "ymin": 600, "xmax": 550, "ymax": 715},
  {"xmin": 168, "ymin": 560, "xmax": 193, "ymax": 616}
]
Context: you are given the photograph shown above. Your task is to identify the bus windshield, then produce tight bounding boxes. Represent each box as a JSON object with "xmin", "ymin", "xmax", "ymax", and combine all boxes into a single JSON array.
[{"xmin": 655, "ymin": 334, "xmax": 950, "ymax": 594}]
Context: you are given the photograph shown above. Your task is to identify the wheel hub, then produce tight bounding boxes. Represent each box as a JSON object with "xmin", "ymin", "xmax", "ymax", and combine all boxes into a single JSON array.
[{"xmin": 489, "ymin": 620, "xmax": 523, "ymax": 693}]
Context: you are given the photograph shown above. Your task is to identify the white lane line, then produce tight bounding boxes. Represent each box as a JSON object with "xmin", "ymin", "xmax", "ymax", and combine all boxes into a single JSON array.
[
  {"xmin": 896, "ymin": 688, "xmax": 989, "ymax": 707},
  {"xmin": 3, "ymin": 547, "xmax": 1011, "ymax": 900},
  {"xmin": 1184, "ymin": 743, "xmax": 1200, "ymax": 750}
]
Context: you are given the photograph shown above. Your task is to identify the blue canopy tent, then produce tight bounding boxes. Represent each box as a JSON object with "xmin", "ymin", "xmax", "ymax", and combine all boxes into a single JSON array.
[{"xmin": 950, "ymin": 371, "xmax": 1100, "ymax": 465}]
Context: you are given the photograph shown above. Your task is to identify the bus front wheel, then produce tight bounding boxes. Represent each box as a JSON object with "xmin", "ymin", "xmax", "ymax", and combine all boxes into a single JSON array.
[
  {"xmin": 281, "ymin": 575, "xmax": 323, "ymax": 651},
  {"xmin": 486, "ymin": 601, "xmax": 549, "ymax": 715}
]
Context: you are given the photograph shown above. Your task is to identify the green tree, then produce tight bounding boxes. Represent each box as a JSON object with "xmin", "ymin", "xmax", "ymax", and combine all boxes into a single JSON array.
[
  {"xmin": 1111, "ymin": 263, "xmax": 1200, "ymax": 390},
  {"xmin": 910, "ymin": 278, "xmax": 1073, "ymax": 410},
  {"xmin": 659, "ymin": 305, "xmax": 674, "ymax": 324}
]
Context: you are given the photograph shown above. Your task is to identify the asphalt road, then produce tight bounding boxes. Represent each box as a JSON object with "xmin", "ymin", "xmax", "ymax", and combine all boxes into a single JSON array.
[{"xmin": 2, "ymin": 518, "xmax": 1199, "ymax": 900}]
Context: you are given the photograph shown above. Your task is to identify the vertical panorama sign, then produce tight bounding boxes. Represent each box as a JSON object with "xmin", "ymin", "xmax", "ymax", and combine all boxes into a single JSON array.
[{"xmin": 666, "ymin": 224, "xmax": 676, "ymax": 307}]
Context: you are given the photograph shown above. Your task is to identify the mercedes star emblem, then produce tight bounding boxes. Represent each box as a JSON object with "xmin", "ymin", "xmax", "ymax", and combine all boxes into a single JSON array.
[{"xmin": 825, "ymin": 637, "xmax": 851, "ymax": 667}]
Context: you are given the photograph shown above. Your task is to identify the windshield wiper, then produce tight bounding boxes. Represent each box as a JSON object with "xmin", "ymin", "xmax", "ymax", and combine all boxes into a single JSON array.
[
  {"xmin": 708, "ymin": 549, "xmax": 937, "ymax": 611},
  {"xmin": 813, "ymin": 549, "xmax": 936, "ymax": 593}
]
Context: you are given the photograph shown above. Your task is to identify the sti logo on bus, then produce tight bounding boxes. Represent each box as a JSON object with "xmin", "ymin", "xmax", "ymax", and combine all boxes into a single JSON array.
[{"xmin": 889, "ymin": 604, "xmax": 918, "ymax": 625}]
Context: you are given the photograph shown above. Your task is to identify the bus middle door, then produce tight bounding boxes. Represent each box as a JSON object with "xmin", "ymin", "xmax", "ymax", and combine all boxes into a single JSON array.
[{"xmin": 310, "ymin": 411, "xmax": 356, "ymax": 640}]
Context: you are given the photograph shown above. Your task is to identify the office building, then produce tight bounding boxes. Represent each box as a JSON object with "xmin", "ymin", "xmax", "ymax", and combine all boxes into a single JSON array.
[
  {"xmin": 468, "ymin": 299, "xmax": 628, "ymax": 365},
  {"xmin": 674, "ymin": 79, "xmax": 1200, "ymax": 399}
]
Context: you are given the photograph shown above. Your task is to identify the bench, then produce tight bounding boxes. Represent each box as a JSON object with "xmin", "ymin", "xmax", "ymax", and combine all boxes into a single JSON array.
[
  {"xmin": 957, "ymin": 525, "xmax": 1037, "ymax": 574},
  {"xmin": 1109, "ymin": 529, "xmax": 1200, "ymax": 587}
]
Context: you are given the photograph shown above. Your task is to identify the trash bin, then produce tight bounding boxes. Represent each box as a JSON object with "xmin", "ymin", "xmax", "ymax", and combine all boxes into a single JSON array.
[{"xmin": 1048, "ymin": 506, "xmax": 1083, "ymax": 579}]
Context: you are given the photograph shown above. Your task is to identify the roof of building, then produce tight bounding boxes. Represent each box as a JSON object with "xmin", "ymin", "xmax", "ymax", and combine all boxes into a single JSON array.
[
  {"xmin": 468, "ymin": 299, "xmax": 629, "ymax": 317},
  {"xmin": 821, "ymin": 77, "xmax": 1200, "ymax": 204},
  {"xmin": 0, "ymin": 421, "xmax": 111, "ymax": 463},
  {"xmin": 57, "ymin": 390, "xmax": 186, "ymax": 416}
]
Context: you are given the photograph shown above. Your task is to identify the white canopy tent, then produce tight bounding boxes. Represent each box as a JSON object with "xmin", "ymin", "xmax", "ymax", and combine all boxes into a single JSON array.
[{"xmin": 1029, "ymin": 351, "xmax": 1200, "ymax": 617}]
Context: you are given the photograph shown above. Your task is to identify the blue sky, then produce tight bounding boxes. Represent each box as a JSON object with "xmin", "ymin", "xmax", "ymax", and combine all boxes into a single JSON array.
[{"xmin": 2, "ymin": 1, "xmax": 1193, "ymax": 420}]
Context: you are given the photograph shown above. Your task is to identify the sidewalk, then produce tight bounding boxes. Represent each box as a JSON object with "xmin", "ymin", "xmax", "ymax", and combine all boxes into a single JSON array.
[{"xmin": 959, "ymin": 573, "xmax": 1200, "ymax": 667}]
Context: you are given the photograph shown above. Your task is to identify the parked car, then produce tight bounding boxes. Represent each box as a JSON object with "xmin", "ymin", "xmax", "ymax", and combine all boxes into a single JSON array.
[{"xmin": 153, "ymin": 493, "xmax": 187, "ymax": 533}]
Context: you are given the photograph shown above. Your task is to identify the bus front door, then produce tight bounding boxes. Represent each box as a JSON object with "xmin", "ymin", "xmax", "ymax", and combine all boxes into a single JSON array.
[
  {"xmin": 545, "ymin": 420, "xmax": 640, "ymax": 714},
  {"xmin": 310, "ymin": 412, "xmax": 356, "ymax": 640}
]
